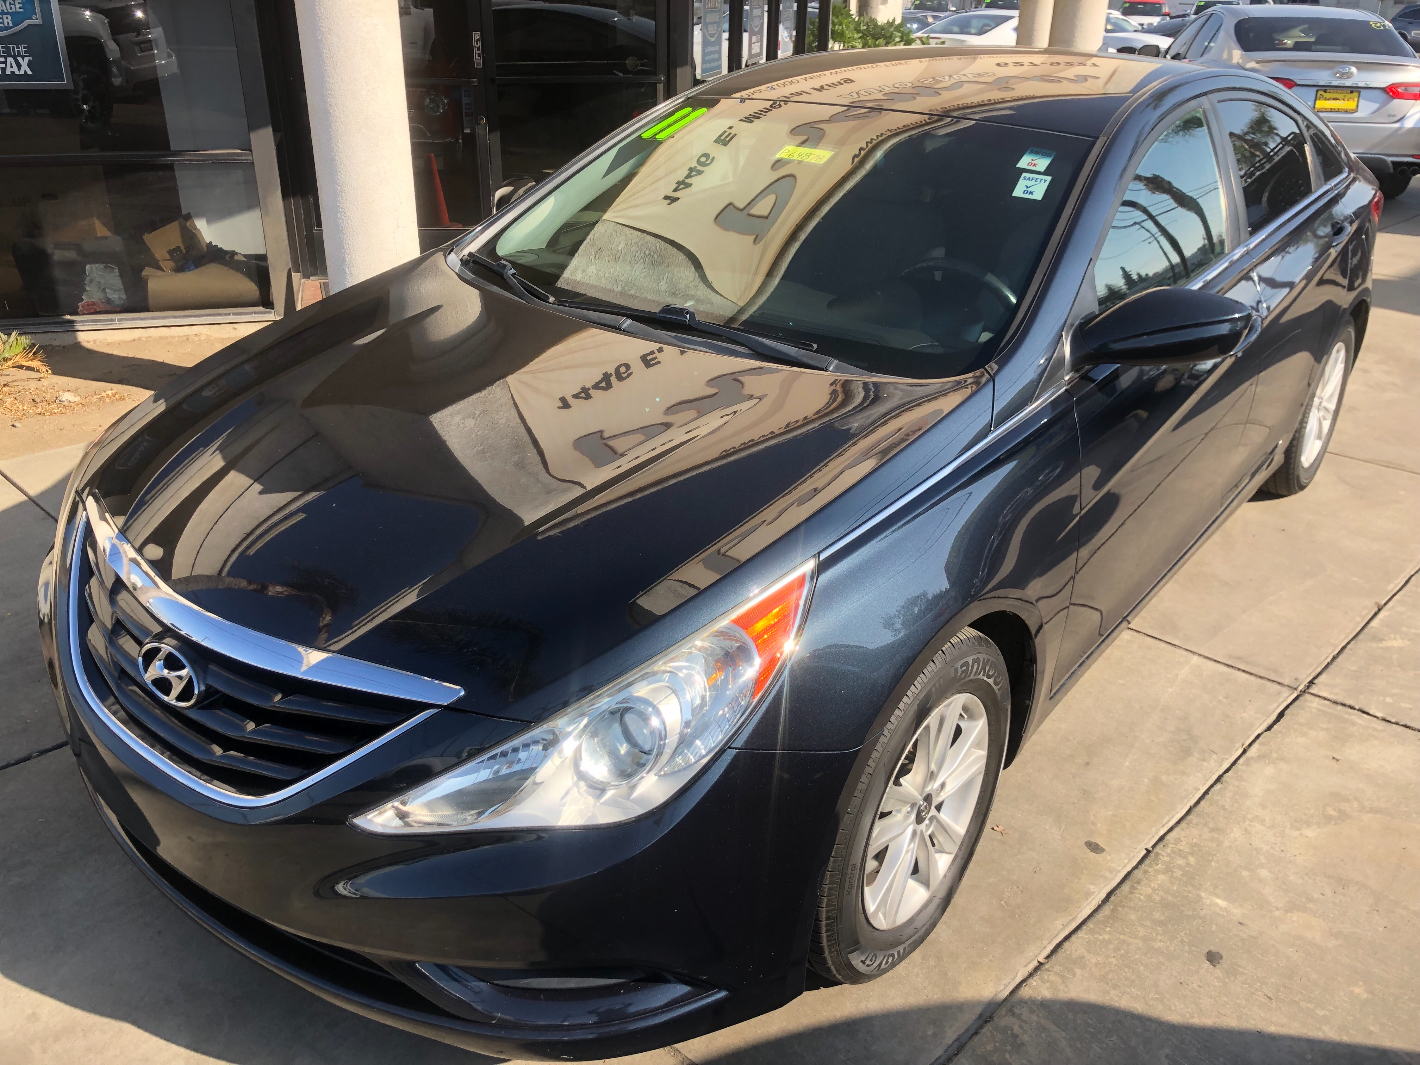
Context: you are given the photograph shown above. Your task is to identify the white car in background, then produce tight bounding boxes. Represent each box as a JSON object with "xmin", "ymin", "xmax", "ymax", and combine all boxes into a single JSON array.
[
  {"xmin": 1168, "ymin": 4, "xmax": 1420, "ymax": 198},
  {"xmin": 1119, "ymin": 1, "xmax": 1169, "ymax": 30},
  {"xmin": 924, "ymin": 9, "xmax": 1172, "ymax": 55}
]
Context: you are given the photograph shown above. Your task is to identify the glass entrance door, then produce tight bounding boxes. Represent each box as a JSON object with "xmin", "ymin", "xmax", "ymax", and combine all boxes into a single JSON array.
[
  {"xmin": 399, "ymin": 0, "xmax": 494, "ymax": 243},
  {"xmin": 489, "ymin": 0, "xmax": 662, "ymax": 208},
  {"xmin": 398, "ymin": 0, "xmax": 665, "ymax": 237}
]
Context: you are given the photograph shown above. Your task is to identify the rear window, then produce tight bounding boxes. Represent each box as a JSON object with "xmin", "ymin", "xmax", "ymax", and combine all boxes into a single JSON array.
[
  {"xmin": 1121, "ymin": 2, "xmax": 1164, "ymax": 14},
  {"xmin": 1234, "ymin": 15, "xmax": 1415, "ymax": 56}
]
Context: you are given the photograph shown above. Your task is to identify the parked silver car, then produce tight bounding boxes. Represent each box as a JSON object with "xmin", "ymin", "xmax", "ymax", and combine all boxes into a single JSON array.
[{"xmin": 1167, "ymin": 5, "xmax": 1420, "ymax": 197}]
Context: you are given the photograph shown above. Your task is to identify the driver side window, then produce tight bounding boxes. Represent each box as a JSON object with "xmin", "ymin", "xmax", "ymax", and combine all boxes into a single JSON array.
[{"xmin": 1095, "ymin": 109, "xmax": 1229, "ymax": 311}]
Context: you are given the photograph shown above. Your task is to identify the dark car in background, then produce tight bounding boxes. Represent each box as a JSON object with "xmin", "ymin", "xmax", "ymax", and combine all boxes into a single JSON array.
[
  {"xmin": 1391, "ymin": 4, "xmax": 1420, "ymax": 46},
  {"xmin": 40, "ymin": 45, "xmax": 1377, "ymax": 1060}
]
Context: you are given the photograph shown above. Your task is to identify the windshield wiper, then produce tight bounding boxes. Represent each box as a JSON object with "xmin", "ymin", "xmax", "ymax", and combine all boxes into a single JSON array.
[
  {"xmin": 461, "ymin": 254, "xmax": 867, "ymax": 375},
  {"xmin": 462, "ymin": 251, "xmax": 559, "ymax": 305},
  {"xmin": 563, "ymin": 302, "xmax": 865, "ymax": 374}
]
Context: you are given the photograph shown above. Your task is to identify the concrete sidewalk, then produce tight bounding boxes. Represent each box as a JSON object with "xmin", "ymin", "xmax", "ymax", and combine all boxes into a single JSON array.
[{"xmin": 1, "ymin": 194, "xmax": 1417, "ymax": 1065}]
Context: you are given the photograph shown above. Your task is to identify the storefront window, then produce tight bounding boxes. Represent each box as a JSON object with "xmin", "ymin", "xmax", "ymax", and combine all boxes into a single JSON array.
[{"xmin": 0, "ymin": 0, "xmax": 269, "ymax": 321}]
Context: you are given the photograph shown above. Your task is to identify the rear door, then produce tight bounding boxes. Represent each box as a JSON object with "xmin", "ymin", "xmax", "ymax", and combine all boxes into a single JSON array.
[
  {"xmin": 1055, "ymin": 103, "xmax": 1263, "ymax": 684},
  {"xmin": 1214, "ymin": 95, "xmax": 1351, "ymax": 467}
]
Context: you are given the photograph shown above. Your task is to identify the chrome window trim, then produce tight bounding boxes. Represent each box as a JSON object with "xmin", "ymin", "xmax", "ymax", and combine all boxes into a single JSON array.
[
  {"xmin": 1187, "ymin": 173, "xmax": 1348, "ymax": 292},
  {"xmin": 82, "ymin": 494, "xmax": 464, "ymax": 705},
  {"xmin": 65, "ymin": 510, "xmax": 446, "ymax": 809}
]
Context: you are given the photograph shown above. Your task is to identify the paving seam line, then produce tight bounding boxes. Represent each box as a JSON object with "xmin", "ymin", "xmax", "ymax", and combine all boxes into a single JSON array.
[
  {"xmin": 0, "ymin": 466, "xmax": 60, "ymax": 522},
  {"xmin": 1304, "ymin": 691, "xmax": 1420, "ymax": 735},
  {"xmin": 1128, "ymin": 628, "xmax": 1297, "ymax": 689},
  {"xmin": 666, "ymin": 1045, "xmax": 700, "ymax": 1065},
  {"xmin": 933, "ymin": 560, "xmax": 1420, "ymax": 1065},
  {"xmin": 0, "ymin": 741, "xmax": 66, "ymax": 773},
  {"xmin": 1326, "ymin": 450, "xmax": 1420, "ymax": 477}
]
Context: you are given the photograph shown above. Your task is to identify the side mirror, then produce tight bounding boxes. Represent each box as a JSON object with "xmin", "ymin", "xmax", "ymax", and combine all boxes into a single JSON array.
[{"xmin": 1072, "ymin": 286, "xmax": 1257, "ymax": 370}]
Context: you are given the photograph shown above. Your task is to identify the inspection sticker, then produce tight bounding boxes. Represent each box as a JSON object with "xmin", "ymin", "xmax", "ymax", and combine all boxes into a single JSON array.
[
  {"xmin": 1016, "ymin": 148, "xmax": 1055, "ymax": 172},
  {"xmin": 775, "ymin": 145, "xmax": 835, "ymax": 164},
  {"xmin": 1012, "ymin": 173, "xmax": 1052, "ymax": 200}
]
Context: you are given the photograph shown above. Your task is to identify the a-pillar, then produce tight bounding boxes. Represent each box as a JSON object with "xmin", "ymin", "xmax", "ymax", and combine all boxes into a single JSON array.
[
  {"xmin": 1048, "ymin": 0, "xmax": 1109, "ymax": 53},
  {"xmin": 1016, "ymin": 0, "xmax": 1053, "ymax": 47},
  {"xmin": 294, "ymin": 0, "xmax": 420, "ymax": 292}
]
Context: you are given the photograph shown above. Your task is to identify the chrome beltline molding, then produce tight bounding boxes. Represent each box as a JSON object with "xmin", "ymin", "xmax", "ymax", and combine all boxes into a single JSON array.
[
  {"xmin": 82, "ymin": 494, "xmax": 464, "ymax": 705},
  {"xmin": 65, "ymin": 510, "xmax": 444, "ymax": 809}
]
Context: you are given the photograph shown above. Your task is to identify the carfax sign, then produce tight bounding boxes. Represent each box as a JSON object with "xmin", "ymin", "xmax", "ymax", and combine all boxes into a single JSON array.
[{"xmin": 0, "ymin": 0, "xmax": 70, "ymax": 87}]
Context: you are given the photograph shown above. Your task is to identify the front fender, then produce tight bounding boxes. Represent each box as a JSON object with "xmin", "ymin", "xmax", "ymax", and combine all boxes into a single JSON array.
[{"xmin": 737, "ymin": 389, "xmax": 1081, "ymax": 754}]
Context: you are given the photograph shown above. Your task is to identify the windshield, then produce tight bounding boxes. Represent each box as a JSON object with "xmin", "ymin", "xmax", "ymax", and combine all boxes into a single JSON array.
[
  {"xmin": 478, "ymin": 95, "xmax": 1091, "ymax": 378},
  {"xmin": 1235, "ymin": 15, "xmax": 1415, "ymax": 56},
  {"xmin": 1106, "ymin": 13, "xmax": 1140, "ymax": 31},
  {"xmin": 932, "ymin": 11, "xmax": 1013, "ymax": 33},
  {"xmin": 1121, "ymin": 2, "xmax": 1164, "ymax": 14}
]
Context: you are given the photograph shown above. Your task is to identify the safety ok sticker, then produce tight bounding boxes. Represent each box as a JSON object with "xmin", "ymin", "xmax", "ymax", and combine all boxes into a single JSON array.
[
  {"xmin": 1016, "ymin": 148, "xmax": 1055, "ymax": 172},
  {"xmin": 1012, "ymin": 173, "xmax": 1052, "ymax": 201},
  {"xmin": 775, "ymin": 145, "xmax": 834, "ymax": 164}
]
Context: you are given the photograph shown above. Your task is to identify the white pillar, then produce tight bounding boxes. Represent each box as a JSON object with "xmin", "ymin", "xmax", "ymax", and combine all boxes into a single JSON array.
[
  {"xmin": 1017, "ymin": 0, "xmax": 1053, "ymax": 47},
  {"xmin": 294, "ymin": 0, "xmax": 420, "ymax": 292},
  {"xmin": 1048, "ymin": 0, "xmax": 1109, "ymax": 52},
  {"xmin": 861, "ymin": 0, "xmax": 904, "ymax": 22}
]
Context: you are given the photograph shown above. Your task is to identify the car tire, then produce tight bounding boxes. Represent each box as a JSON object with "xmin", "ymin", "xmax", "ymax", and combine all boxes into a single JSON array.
[
  {"xmin": 1378, "ymin": 173, "xmax": 1411, "ymax": 200},
  {"xmin": 809, "ymin": 627, "xmax": 1009, "ymax": 985},
  {"xmin": 1261, "ymin": 322, "xmax": 1353, "ymax": 497}
]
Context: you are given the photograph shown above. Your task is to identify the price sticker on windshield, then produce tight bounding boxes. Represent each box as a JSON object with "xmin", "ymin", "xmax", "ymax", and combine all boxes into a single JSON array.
[
  {"xmin": 1012, "ymin": 173, "xmax": 1052, "ymax": 200},
  {"xmin": 775, "ymin": 145, "xmax": 835, "ymax": 165},
  {"xmin": 1016, "ymin": 148, "xmax": 1055, "ymax": 172}
]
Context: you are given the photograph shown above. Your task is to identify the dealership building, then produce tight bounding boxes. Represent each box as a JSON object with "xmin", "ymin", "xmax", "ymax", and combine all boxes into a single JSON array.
[{"xmin": 0, "ymin": 0, "xmax": 845, "ymax": 330}]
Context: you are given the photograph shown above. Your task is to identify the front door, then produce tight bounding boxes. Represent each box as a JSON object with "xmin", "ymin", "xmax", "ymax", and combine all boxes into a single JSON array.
[{"xmin": 1055, "ymin": 104, "xmax": 1264, "ymax": 686}]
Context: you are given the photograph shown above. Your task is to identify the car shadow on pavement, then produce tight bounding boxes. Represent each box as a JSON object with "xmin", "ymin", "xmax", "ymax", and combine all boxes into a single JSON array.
[{"xmin": 691, "ymin": 1000, "xmax": 1419, "ymax": 1065}]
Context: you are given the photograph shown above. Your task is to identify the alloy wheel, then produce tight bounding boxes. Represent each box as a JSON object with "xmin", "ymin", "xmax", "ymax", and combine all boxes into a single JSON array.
[
  {"xmin": 1300, "ymin": 339, "xmax": 1346, "ymax": 469},
  {"xmin": 862, "ymin": 693, "xmax": 989, "ymax": 931}
]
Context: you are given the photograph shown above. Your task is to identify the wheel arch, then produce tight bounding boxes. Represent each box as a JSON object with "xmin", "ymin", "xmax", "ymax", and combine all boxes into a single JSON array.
[{"xmin": 1349, "ymin": 296, "xmax": 1369, "ymax": 360}]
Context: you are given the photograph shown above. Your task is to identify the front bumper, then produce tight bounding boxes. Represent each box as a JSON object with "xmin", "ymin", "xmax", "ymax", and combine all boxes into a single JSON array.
[{"xmin": 42, "ymin": 530, "xmax": 857, "ymax": 1059}]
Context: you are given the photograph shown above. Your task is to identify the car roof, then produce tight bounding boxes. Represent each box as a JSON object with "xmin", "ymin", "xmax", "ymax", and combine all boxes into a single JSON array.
[
  {"xmin": 699, "ymin": 48, "xmax": 1183, "ymax": 137},
  {"xmin": 1211, "ymin": 3, "xmax": 1391, "ymax": 19}
]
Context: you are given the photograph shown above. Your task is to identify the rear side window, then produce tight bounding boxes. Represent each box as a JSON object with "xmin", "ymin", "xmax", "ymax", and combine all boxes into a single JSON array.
[
  {"xmin": 1218, "ymin": 100, "xmax": 1314, "ymax": 233},
  {"xmin": 1234, "ymin": 16, "xmax": 1415, "ymax": 56},
  {"xmin": 1168, "ymin": 17, "xmax": 1208, "ymax": 58},
  {"xmin": 1309, "ymin": 128, "xmax": 1346, "ymax": 183},
  {"xmin": 1095, "ymin": 109, "xmax": 1229, "ymax": 310},
  {"xmin": 1188, "ymin": 14, "xmax": 1224, "ymax": 56}
]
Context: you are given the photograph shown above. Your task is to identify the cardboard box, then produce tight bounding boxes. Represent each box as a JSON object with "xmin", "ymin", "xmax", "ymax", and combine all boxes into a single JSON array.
[
  {"xmin": 142, "ymin": 215, "xmax": 209, "ymax": 273},
  {"xmin": 145, "ymin": 261, "xmax": 261, "ymax": 312}
]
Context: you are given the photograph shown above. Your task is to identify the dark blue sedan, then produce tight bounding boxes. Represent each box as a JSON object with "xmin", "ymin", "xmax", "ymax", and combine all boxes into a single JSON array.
[{"xmin": 40, "ymin": 46, "xmax": 1377, "ymax": 1059}]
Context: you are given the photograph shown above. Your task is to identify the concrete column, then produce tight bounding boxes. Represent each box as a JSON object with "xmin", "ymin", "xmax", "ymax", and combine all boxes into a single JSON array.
[
  {"xmin": 294, "ymin": 0, "xmax": 420, "ymax": 292},
  {"xmin": 1048, "ymin": 0, "xmax": 1109, "ymax": 52},
  {"xmin": 1016, "ymin": 0, "xmax": 1053, "ymax": 47},
  {"xmin": 861, "ymin": 0, "xmax": 904, "ymax": 23}
]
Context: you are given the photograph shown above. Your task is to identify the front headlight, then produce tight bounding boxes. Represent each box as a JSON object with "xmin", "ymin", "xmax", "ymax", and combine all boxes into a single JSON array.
[{"xmin": 351, "ymin": 561, "xmax": 814, "ymax": 834}]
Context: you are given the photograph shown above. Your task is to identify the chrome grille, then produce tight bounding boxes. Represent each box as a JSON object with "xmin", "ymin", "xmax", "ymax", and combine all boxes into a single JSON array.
[{"xmin": 66, "ymin": 498, "xmax": 463, "ymax": 801}]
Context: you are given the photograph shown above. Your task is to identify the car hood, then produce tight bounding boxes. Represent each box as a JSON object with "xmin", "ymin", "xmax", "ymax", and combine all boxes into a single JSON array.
[{"xmin": 86, "ymin": 251, "xmax": 984, "ymax": 719}]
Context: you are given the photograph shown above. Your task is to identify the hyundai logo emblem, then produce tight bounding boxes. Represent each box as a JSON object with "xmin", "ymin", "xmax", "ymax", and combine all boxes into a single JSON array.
[
  {"xmin": 139, "ymin": 640, "xmax": 202, "ymax": 708},
  {"xmin": 1333, "ymin": 65, "xmax": 1357, "ymax": 80}
]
